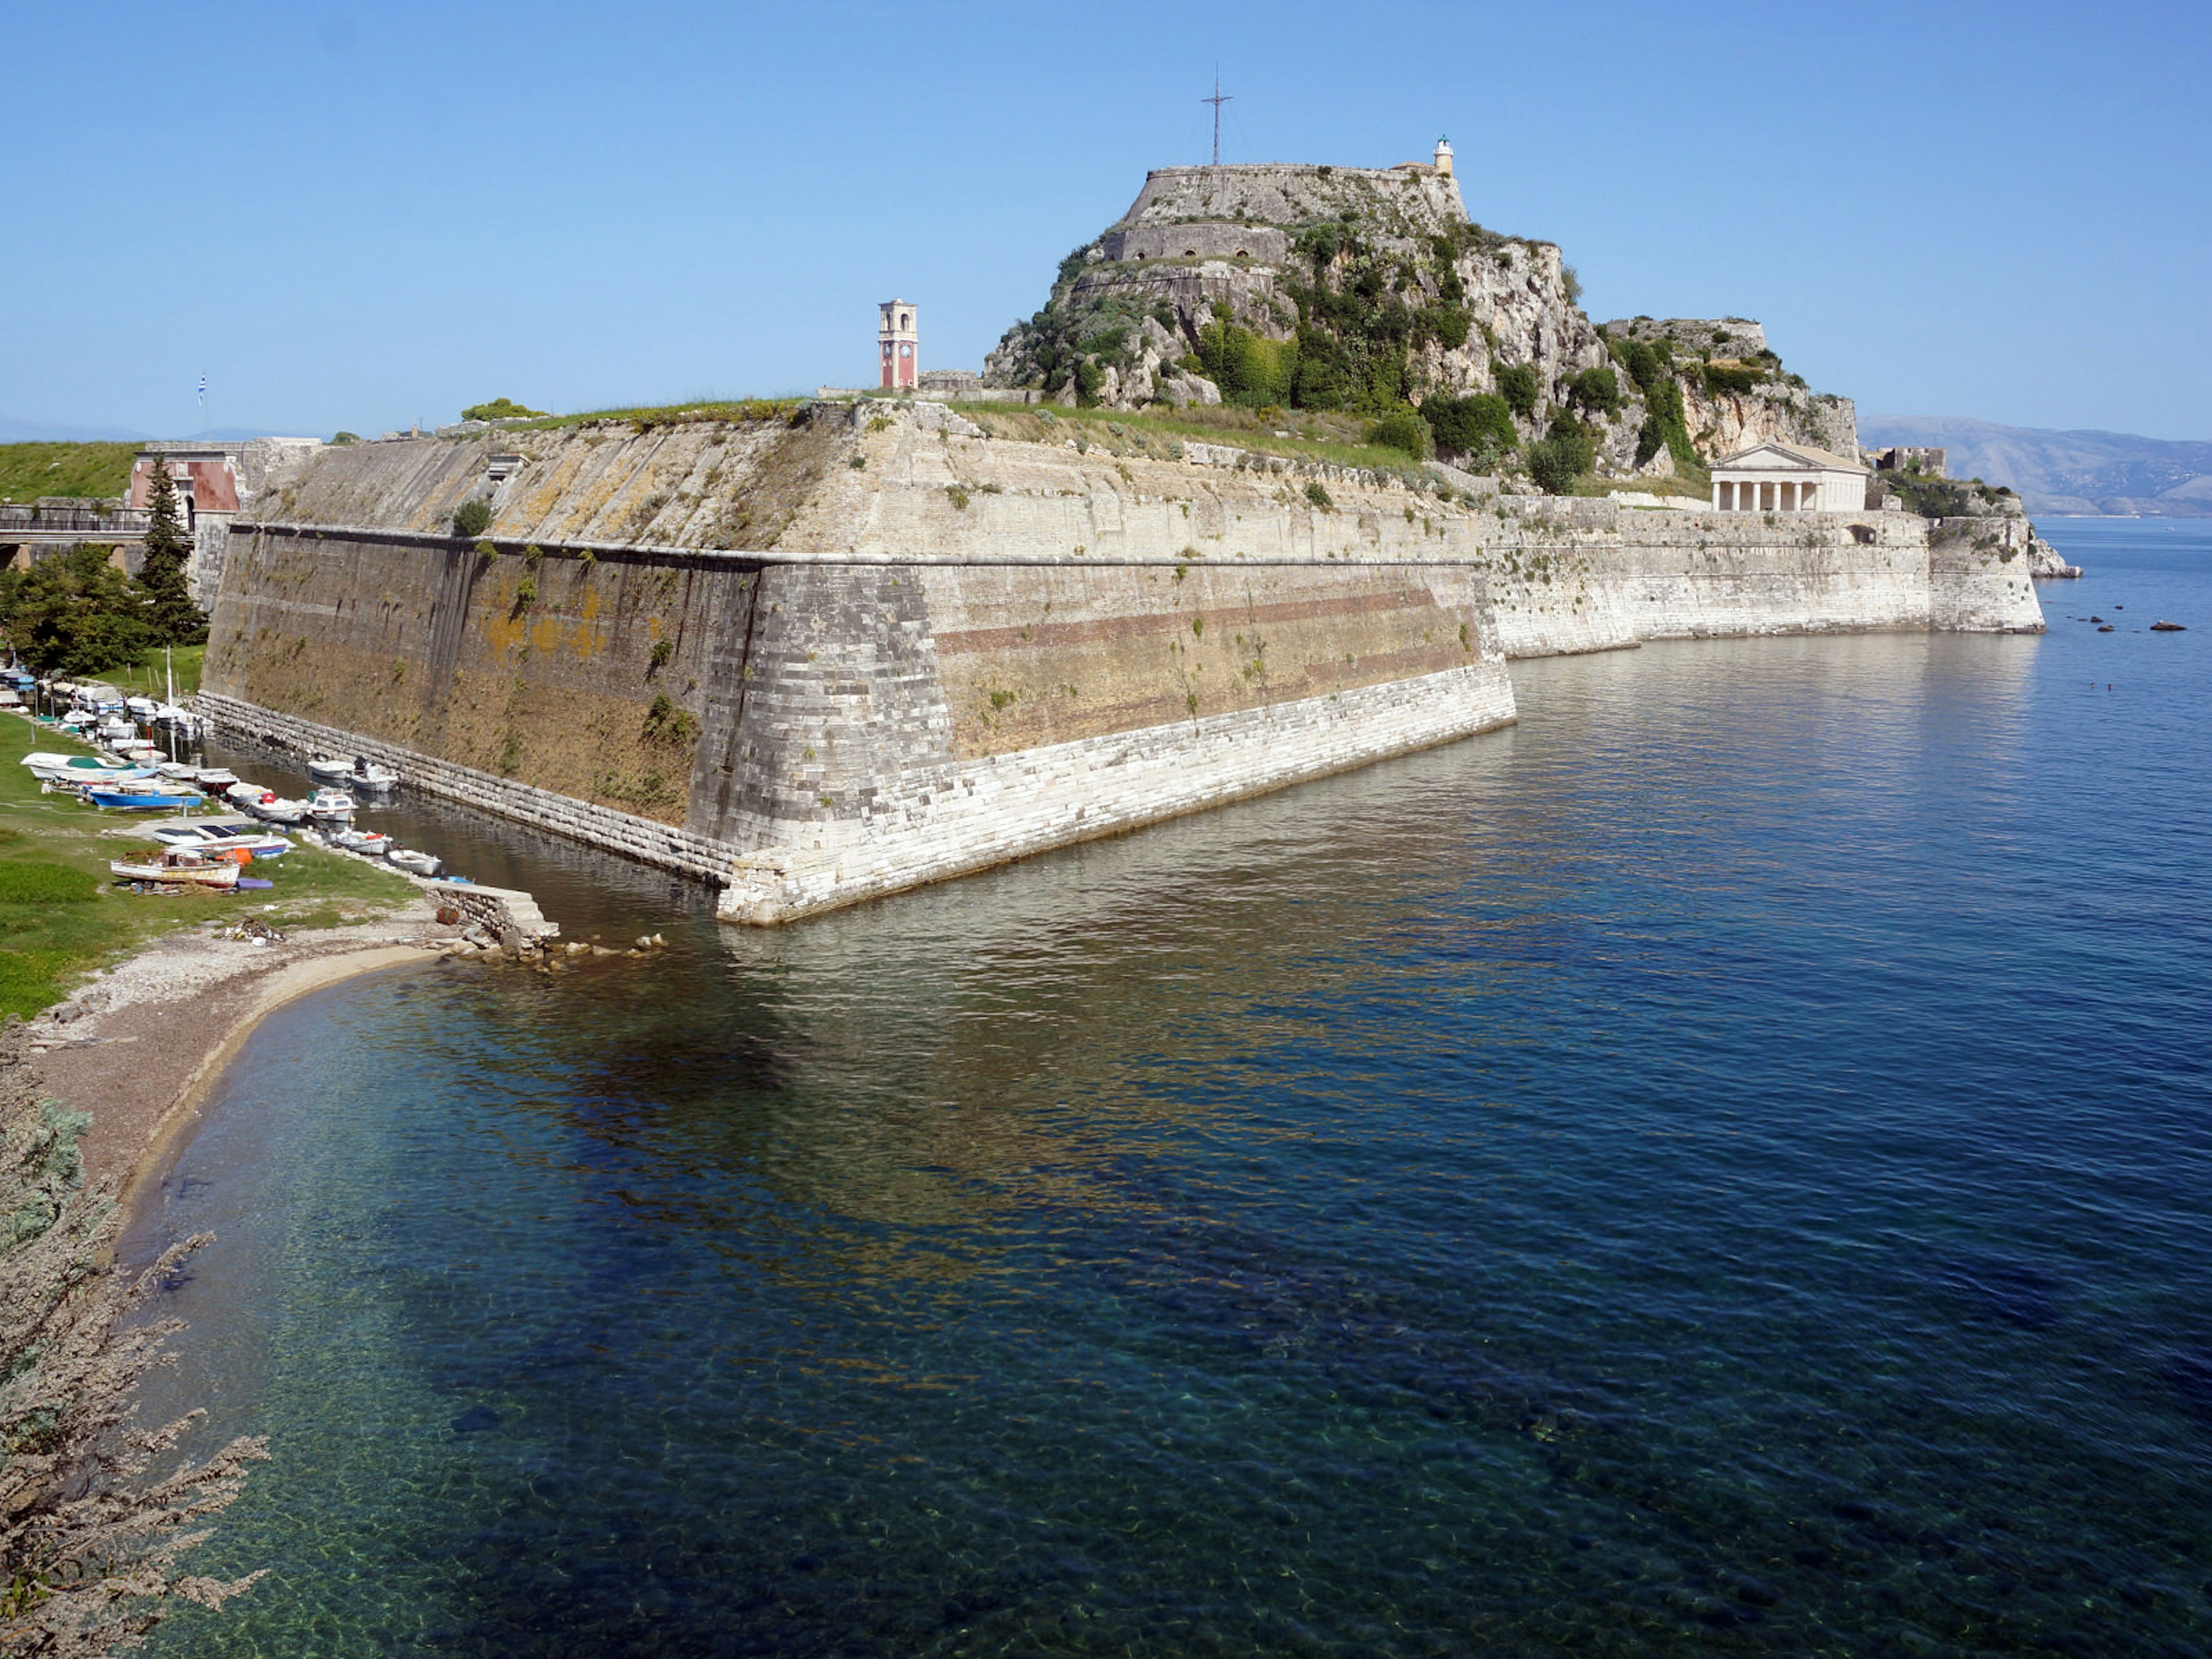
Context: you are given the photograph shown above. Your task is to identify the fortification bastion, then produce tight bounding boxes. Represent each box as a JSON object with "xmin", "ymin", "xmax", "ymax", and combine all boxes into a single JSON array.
[{"xmin": 195, "ymin": 396, "xmax": 2043, "ymax": 923}]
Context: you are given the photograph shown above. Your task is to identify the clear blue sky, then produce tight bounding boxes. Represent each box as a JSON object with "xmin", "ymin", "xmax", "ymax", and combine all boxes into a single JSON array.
[{"xmin": 6, "ymin": 0, "xmax": 2206, "ymax": 441}]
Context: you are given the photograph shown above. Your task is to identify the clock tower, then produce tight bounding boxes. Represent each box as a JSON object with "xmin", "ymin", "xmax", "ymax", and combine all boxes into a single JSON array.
[{"xmin": 878, "ymin": 300, "xmax": 918, "ymax": 390}]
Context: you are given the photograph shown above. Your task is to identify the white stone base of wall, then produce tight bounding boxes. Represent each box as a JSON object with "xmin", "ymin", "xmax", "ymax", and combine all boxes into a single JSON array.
[{"xmin": 717, "ymin": 660, "xmax": 1518, "ymax": 923}]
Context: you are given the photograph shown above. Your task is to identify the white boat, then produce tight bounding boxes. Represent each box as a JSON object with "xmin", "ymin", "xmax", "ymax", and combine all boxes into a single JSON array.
[
  {"xmin": 386, "ymin": 847, "xmax": 444, "ymax": 877},
  {"xmin": 22, "ymin": 752, "xmax": 147, "ymax": 779},
  {"xmin": 109, "ymin": 847, "xmax": 241, "ymax": 889},
  {"xmin": 313, "ymin": 754, "xmax": 399, "ymax": 790},
  {"xmin": 196, "ymin": 767, "xmax": 239, "ymax": 789},
  {"xmin": 249, "ymin": 796, "xmax": 312, "ymax": 826},
  {"xmin": 225, "ymin": 781, "xmax": 271, "ymax": 808},
  {"xmin": 126, "ymin": 696, "xmax": 159, "ymax": 717},
  {"xmin": 307, "ymin": 787, "xmax": 357, "ymax": 822},
  {"xmin": 156, "ymin": 761, "xmax": 200, "ymax": 781},
  {"xmin": 329, "ymin": 827, "xmax": 393, "ymax": 856},
  {"xmin": 150, "ymin": 820, "xmax": 291, "ymax": 858}
]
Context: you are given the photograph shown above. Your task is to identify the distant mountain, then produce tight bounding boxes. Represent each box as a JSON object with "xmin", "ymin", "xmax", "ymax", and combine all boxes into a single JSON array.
[
  {"xmin": 1861, "ymin": 416, "xmax": 2212, "ymax": 517},
  {"xmin": 0, "ymin": 414, "xmax": 149, "ymax": 443}
]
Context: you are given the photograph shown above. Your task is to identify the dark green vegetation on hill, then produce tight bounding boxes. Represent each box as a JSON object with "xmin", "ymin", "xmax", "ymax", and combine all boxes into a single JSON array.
[
  {"xmin": 0, "ymin": 716, "xmax": 414, "ymax": 1018},
  {"xmin": 0, "ymin": 442, "xmax": 135, "ymax": 503}
]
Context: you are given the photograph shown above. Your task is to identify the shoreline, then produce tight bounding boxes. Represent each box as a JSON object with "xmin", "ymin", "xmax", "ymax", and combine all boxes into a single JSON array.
[{"xmin": 27, "ymin": 919, "xmax": 446, "ymax": 1217}]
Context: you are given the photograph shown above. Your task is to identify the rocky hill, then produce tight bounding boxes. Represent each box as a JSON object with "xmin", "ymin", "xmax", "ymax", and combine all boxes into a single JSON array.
[
  {"xmin": 982, "ymin": 157, "xmax": 1855, "ymax": 488},
  {"xmin": 1860, "ymin": 416, "xmax": 2212, "ymax": 517}
]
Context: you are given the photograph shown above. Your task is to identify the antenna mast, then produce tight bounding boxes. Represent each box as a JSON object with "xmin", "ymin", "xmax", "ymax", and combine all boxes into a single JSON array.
[{"xmin": 1202, "ymin": 70, "xmax": 1232, "ymax": 166}]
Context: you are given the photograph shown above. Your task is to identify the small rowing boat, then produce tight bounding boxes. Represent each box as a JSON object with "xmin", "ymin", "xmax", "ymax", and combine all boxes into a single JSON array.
[{"xmin": 109, "ymin": 847, "xmax": 242, "ymax": 889}]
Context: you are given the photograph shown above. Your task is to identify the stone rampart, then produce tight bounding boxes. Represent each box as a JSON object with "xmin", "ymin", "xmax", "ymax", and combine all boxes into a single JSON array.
[{"xmin": 198, "ymin": 402, "xmax": 2042, "ymax": 925}]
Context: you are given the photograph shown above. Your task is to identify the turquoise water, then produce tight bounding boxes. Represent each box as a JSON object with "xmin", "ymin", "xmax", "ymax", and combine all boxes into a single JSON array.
[{"xmin": 138, "ymin": 519, "xmax": 2211, "ymax": 1656}]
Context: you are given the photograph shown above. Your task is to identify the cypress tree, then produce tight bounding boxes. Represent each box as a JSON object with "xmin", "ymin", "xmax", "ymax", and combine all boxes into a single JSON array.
[{"xmin": 134, "ymin": 459, "xmax": 207, "ymax": 645}]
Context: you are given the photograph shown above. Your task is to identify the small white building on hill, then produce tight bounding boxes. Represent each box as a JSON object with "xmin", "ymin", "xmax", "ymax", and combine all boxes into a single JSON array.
[{"xmin": 1711, "ymin": 441, "xmax": 1869, "ymax": 513}]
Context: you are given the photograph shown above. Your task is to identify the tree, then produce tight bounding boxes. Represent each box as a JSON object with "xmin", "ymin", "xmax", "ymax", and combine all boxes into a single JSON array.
[
  {"xmin": 0, "ymin": 1024, "xmax": 267, "ymax": 1656},
  {"xmin": 0, "ymin": 545, "xmax": 154, "ymax": 676},
  {"xmin": 134, "ymin": 462, "xmax": 206, "ymax": 646}
]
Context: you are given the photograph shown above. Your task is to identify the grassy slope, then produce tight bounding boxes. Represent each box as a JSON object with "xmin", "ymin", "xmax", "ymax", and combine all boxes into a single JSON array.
[
  {"xmin": 0, "ymin": 442, "xmax": 137, "ymax": 503},
  {"xmin": 953, "ymin": 402, "xmax": 1432, "ymax": 478},
  {"xmin": 0, "ymin": 714, "xmax": 417, "ymax": 1018}
]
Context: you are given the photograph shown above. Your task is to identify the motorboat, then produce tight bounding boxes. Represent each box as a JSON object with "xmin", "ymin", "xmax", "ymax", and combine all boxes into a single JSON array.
[
  {"xmin": 126, "ymin": 696, "xmax": 159, "ymax": 718},
  {"xmin": 196, "ymin": 767, "xmax": 239, "ymax": 789},
  {"xmin": 307, "ymin": 787, "xmax": 357, "ymax": 823},
  {"xmin": 225, "ymin": 781, "xmax": 272, "ymax": 808},
  {"xmin": 385, "ymin": 847, "xmax": 444, "ymax": 878},
  {"xmin": 156, "ymin": 760, "xmax": 200, "ymax": 781},
  {"xmin": 109, "ymin": 847, "xmax": 241, "ymax": 889},
  {"xmin": 247, "ymin": 795, "xmax": 312, "ymax": 826},
  {"xmin": 313, "ymin": 754, "xmax": 399, "ymax": 790}
]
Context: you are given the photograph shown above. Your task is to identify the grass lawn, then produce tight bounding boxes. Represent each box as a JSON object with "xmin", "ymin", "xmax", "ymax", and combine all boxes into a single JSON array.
[
  {"xmin": 0, "ymin": 441, "xmax": 138, "ymax": 504},
  {"xmin": 91, "ymin": 645, "xmax": 206, "ymax": 702},
  {"xmin": 0, "ymin": 714, "xmax": 418, "ymax": 1018}
]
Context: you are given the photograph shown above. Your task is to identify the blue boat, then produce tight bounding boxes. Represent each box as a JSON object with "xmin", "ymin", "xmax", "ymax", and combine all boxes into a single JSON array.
[{"xmin": 84, "ymin": 788, "xmax": 206, "ymax": 811}]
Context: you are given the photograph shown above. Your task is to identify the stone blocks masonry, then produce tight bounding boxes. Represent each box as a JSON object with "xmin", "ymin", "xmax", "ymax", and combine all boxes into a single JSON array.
[{"xmin": 198, "ymin": 402, "xmax": 2042, "ymax": 923}]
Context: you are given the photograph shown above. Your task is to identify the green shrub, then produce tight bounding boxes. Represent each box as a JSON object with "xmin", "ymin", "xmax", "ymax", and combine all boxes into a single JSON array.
[
  {"xmin": 1527, "ymin": 414, "xmax": 1596, "ymax": 494},
  {"xmin": 1560, "ymin": 264, "xmax": 1582, "ymax": 304},
  {"xmin": 462, "ymin": 397, "xmax": 548, "ymax": 421},
  {"xmin": 1495, "ymin": 363, "xmax": 1540, "ymax": 419},
  {"xmin": 1367, "ymin": 408, "xmax": 1433, "ymax": 460},
  {"xmin": 453, "ymin": 498, "xmax": 493, "ymax": 537},
  {"xmin": 0, "ymin": 863, "xmax": 99, "ymax": 905},
  {"xmin": 945, "ymin": 484, "xmax": 971, "ymax": 510},
  {"xmin": 1699, "ymin": 361, "xmax": 1762, "ymax": 396},
  {"xmin": 649, "ymin": 638, "xmax": 673, "ymax": 669},
  {"xmin": 1305, "ymin": 480, "xmax": 1334, "ymax": 511},
  {"xmin": 1421, "ymin": 393, "xmax": 1519, "ymax": 465},
  {"xmin": 1195, "ymin": 306, "xmax": 1296, "ymax": 408},
  {"xmin": 1567, "ymin": 366, "xmax": 1621, "ymax": 417},
  {"xmin": 330, "ymin": 430, "xmax": 361, "ymax": 446}
]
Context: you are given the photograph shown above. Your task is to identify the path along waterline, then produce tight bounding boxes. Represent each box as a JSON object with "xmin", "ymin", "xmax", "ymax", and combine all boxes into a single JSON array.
[{"xmin": 136, "ymin": 518, "xmax": 2211, "ymax": 1656}]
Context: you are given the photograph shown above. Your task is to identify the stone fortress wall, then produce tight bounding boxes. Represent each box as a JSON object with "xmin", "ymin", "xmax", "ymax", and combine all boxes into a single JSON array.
[{"xmin": 198, "ymin": 400, "xmax": 2043, "ymax": 923}]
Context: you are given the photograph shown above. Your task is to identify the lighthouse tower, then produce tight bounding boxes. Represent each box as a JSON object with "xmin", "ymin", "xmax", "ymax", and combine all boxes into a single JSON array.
[{"xmin": 878, "ymin": 300, "xmax": 918, "ymax": 391}]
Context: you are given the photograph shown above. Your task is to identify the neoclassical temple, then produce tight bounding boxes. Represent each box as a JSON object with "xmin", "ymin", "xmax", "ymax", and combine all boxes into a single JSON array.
[{"xmin": 1710, "ymin": 441, "xmax": 1869, "ymax": 512}]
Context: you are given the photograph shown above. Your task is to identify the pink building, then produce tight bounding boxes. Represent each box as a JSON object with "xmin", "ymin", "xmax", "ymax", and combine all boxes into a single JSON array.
[{"xmin": 878, "ymin": 300, "xmax": 917, "ymax": 390}]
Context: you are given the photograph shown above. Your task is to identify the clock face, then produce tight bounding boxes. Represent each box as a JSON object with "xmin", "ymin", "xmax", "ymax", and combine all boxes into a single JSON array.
[{"xmin": 899, "ymin": 344, "xmax": 912, "ymax": 358}]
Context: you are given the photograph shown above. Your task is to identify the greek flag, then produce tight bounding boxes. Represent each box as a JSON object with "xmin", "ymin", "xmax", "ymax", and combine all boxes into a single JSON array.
[{"xmin": 198, "ymin": 375, "xmax": 206, "ymax": 408}]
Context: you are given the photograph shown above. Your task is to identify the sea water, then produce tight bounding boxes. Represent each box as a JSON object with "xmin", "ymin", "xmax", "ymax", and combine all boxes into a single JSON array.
[{"xmin": 138, "ymin": 518, "xmax": 2211, "ymax": 1656}]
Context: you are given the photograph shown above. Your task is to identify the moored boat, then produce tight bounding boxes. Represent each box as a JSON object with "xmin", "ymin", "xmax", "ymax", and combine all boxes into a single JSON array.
[
  {"xmin": 109, "ymin": 847, "xmax": 242, "ymax": 889},
  {"xmin": 83, "ymin": 784, "xmax": 206, "ymax": 810},
  {"xmin": 307, "ymin": 787, "xmax": 357, "ymax": 822},
  {"xmin": 329, "ymin": 827, "xmax": 394, "ymax": 856},
  {"xmin": 308, "ymin": 756, "xmax": 353, "ymax": 782},
  {"xmin": 248, "ymin": 794, "xmax": 312, "ymax": 825},
  {"xmin": 149, "ymin": 820, "xmax": 291, "ymax": 858},
  {"xmin": 385, "ymin": 846, "xmax": 444, "ymax": 877}
]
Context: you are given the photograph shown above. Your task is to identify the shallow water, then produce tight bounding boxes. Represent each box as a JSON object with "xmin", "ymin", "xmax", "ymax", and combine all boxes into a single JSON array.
[{"xmin": 138, "ymin": 519, "xmax": 2211, "ymax": 1656}]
